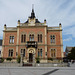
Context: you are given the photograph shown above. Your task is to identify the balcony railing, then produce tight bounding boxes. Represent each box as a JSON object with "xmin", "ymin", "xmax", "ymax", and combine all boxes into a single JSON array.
[{"xmin": 26, "ymin": 41, "xmax": 37, "ymax": 48}]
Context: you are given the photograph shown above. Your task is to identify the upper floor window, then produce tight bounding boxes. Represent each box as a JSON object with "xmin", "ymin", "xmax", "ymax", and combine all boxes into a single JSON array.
[
  {"xmin": 21, "ymin": 34, "xmax": 26, "ymax": 43},
  {"xmin": 38, "ymin": 49, "xmax": 42, "ymax": 57},
  {"xmin": 29, "ymin": 34, "xmax": 34, "ymax": 41},
  {"xmin": 8, "ymin": 49, "xmax": 13, "ymax": 57},
  {"xmin": 21, "ymin": 49, "xmax": 25, "ymax": 57},
  {"xmin": 9, "ymin": 36, "xmax": 14, "ymax": 44},
  {"xmin": 51, "ymin": 49, "xmax": 56, "ymax": 58},
  {"xmin": 38, "ymin": 34, "xmax": 42, "ymax": 42},
  {"xmin": 50, "ymin": 35, "xmax": 55, "ymax": 43}
]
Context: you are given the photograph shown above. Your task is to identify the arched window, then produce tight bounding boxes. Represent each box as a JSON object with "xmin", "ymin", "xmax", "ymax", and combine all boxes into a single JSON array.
[
  {"xmin": 38, "ymin": 34, "xmax": 42, "ymax": 42},
  {"xmin": 38, "ymin": 34, "xmax": 39, "ymax": 42},
  {"xmin": 24, "ymin": 35, "xmax": 26, "ymax": 42},
  {"xmin": 32, "ymin": 34, "xmax": 34, "ymax": 41},
  {"xmin": 50, "ymin": 35, "xmax": 53, "ymax": 43},
  {"xmin": 29, "ymin": 34, "xmax": 34, "ymax": 41},
  {"xmin": 53, "ymin": 35, "xmax": 55, "ymax": 43},
  {"xmin": 40, "ymin": 34, "xmax": 42, "ymax": 42},
  {"xmin": 51, "ymin": 49, "xmax": 56, "ymax": 58},
  {"xmin": 9, "ymin": 49, "xmax": 13, "ymax": 57},
  {"xmin": 21, "ymin": 49, "xmax": 25, "ymax": 57},
  {"xmin": 21, "ymin": 34, "xmax": 26, "ymax": 43},
  {"xmin": 21, "ymin": 35, "xmax": 23, "ymax": 43},
  {"xmin": 38, "ymin": 49, "xmax": 42, "ymax": 57},
  {"xmin": 9, "ymin": 36, "xmax": 14, "ymax": 44},
  {"xmin": 50, "ymin": 35, "xmax": 55, "ymax": 43}
]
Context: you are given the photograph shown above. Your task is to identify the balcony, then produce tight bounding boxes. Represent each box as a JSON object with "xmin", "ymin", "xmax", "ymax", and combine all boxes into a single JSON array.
[{"xmin": 26, "ymin": 41, "xmax": 37, "ymax": 48}]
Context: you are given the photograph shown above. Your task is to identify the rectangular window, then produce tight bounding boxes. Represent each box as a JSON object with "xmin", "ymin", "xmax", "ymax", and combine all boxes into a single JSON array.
[
  {"xmin": 21, "ymin": 49, "xmax": 25, "ymax": 57},
  {"xmin": 9, "ymin": 36, "xmax": 14, "ymax": 44},
  {"xmin": 50, "ymin": 35, "xmax": 55, "ymax": 44},
  {"xmin": 24, "ymin": 35, "xmax": 26, "ymax": 42},
  {"xmin": 40, "ymin": 49, "xmax": 42, "ymax": 57},
  {"xmin": 40, "ymin": 34, "xmax": 42, "ymax": 42},
  {"xmin": 29, "ymin": 34, "xmax": 34, "ymax": 41},
  {"xmin": 38, "ymin": 49, "xmax": 42, "ymax": 57},
  {"xmin": 51, "ymin": 49, "xmax": 56, "ymax": 58},
  {"xmin": 38, "ymin": 34, "xmax": 42, "ymax": 43},
  {"xmin": 38, "ymin": 35, "xmax": 39, "ymax": 42},
  {"xmin": 8, "ymin": 49, "xmax": 13, "ymax": 57},
  {"xmin": 21, "ymin": 34, "xmax": 26, "ymax": 43},
  {"xmin": 21, "ymin": 35, "xmax": 23, "ymax": 43}
]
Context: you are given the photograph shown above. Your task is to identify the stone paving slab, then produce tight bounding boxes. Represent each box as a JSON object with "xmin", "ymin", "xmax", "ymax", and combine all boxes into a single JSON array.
[
  {"xmin": 0, "ymin": 63, "xmax": 75, "ymax": 75},
  {"xmin": 0, "ymin": 67, "xmax": 75, "ymax": 75}
]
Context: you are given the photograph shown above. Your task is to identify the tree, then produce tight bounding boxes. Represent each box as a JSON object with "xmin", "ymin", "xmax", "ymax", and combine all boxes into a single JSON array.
[
  {"xmin": 17, "ymin": 55, "xmax": 21, "ymax": 63},
  {"xmin": 67, "ymin": 47, "xmax": 75, "ymax": 60}
]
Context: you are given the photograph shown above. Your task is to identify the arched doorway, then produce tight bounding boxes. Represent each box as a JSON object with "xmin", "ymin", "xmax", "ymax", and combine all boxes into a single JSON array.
[
  {"xmin": 29, "ymin": 53, "xmax": 33, "ymax": 62},
  {"xmin": 28, "ymin": 48, "xmax": 35, "ymax": 63}
]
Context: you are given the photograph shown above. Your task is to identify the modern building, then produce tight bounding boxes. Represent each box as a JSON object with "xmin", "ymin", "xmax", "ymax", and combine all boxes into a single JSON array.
[
  {"xmin": 2, "ymin": 8, "xmax": 63, "ymax": 63},
  {"xmin": 0, "ymin": 39, "xmax": 2, "ymax": 58}
]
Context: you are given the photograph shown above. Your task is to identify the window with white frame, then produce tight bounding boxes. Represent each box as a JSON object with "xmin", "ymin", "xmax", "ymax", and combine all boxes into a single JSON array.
[
  {"xmin": 38, "ymin": 34, "xmax": 42, "ymax": 42},
  {"xmin": 21, "ymin": 34, "xmax": 26, "ymax": 43},
  {"xmin": 50, "ymin": 35, "xmax": 55, "ymax": 43},
  {"xmin": 38, "ymin": 49, "xmax": 42, "ymax": 57},
  {"xmin": 29, "ymin": 34, "xmax": 34, "ymax": 41},
  {"xmin": 9, "ymin": 36, "xmax": 14, "ymax": 44},
  {"xmin": 51, "ymin": 49, "xmax": 56, "ymax": 58},
  {"xmin": 21, "ymin": 49, "xmax": 25, "ymax": 57},
  {"xmin": 8, "ymin": 49, "xmax": 13, "ymax": 57}
]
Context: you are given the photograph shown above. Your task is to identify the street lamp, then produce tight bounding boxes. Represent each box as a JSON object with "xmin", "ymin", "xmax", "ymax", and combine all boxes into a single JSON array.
[{"xmin": 20, "ymin": 53, "xmax": 23, "ymax": 66}]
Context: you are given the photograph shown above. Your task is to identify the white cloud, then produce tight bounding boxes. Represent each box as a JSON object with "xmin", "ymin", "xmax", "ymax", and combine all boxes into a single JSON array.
[
  {"xmin": 63, "ymin": 26, "xmax": 75, "ymax": 37},
  {"xmin": 63, "ymin": 37, "xmax": 72, "ymax": 41},
  {"xmin": 0, "ymin": 0, "xmax": 75, "ymax": 39}
]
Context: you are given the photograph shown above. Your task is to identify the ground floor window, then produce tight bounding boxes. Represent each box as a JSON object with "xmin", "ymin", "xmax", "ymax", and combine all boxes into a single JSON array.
[
  {"xmin": 38, "ymin": 49, "xmax": 42, "ymax": 57},
  {"xmin": 8, "ymin": 49, "xmax": 13, "ymax": 57},
  {"xmin": 51, "ymin": 49, "xmax": 56, "ymax": 58},
  {"xmin": 21, "ymin": 49, "xmax": 25, "ymax": 57}
]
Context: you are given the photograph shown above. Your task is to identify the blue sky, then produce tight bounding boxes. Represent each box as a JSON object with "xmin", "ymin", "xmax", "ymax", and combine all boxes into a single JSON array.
[{"xmin": 0, "ymin": 0, "xmax": 75, "ymax": 52}]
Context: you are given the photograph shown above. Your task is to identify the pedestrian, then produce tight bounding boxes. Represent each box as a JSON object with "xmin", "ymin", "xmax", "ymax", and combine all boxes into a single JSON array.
[{"xmin": 67, "ymin": 62, "xmax": 70, "ymax": 67}]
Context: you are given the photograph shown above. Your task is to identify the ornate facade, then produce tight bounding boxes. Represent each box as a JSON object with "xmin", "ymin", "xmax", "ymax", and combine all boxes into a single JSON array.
[{"xmin": 2, "ymin": 8, "xmax": 63, "ymax": 63}]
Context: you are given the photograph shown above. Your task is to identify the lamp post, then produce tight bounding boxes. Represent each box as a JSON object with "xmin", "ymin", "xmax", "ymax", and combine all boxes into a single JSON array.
[
  {"xmin": 20, "ymin": 53, "xmax": 23, "ymax": 67},
  {"xmin": 33, "ymin": 52, "xmax": 36, "ymax": 66}
]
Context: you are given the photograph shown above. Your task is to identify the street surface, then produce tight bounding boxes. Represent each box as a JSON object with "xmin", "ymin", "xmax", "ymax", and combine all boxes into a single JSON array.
[{"xmin": 0, "ymin": 63, "xmax": 75, "ymax": 75}]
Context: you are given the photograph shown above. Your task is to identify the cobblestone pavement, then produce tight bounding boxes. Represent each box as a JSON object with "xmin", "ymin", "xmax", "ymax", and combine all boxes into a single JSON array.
[{"xmin": 0, "ymin": 63, "xmax": 75, "ymax": 75}]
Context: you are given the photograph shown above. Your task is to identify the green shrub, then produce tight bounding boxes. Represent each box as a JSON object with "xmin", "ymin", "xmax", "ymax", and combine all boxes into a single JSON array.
[
  {"xmin": 17, "ymin": 55, "xmax": 21, "ymax": 63},
  {"xmin": 36, "ymin": 58, "xmax": 40, "ymax": 63},
  {"xmin": 6, "ymin": 58, "xmax": 12, "ymax": 61},
  {"xmin": 0, "ymin": 58, "xmax": 4, "ymax": 63},
  {"xmin": 48, "ymin": 58, "xmax": 53, "ymax": 61}
]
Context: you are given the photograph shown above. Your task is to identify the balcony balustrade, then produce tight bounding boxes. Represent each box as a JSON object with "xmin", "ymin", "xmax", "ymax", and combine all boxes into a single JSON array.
[{"xmin": 26, "ymin": 41, "xmax": 37, "ymax": 48}]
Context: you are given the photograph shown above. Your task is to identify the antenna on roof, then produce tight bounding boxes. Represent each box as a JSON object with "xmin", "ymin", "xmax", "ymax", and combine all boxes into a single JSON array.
[{"xmin": 32, "ymin": 4, "xmax": 34, "ymax": 10}]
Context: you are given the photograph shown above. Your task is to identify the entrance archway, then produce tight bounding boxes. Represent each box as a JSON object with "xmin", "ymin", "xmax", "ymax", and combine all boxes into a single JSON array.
[
  {"xmin": 29, "ymin": 53, "xmax": 33, "ymax": 62},
  {"xmin": 27, "ymin": 48, "xmax": 35, "ymax": 63}
]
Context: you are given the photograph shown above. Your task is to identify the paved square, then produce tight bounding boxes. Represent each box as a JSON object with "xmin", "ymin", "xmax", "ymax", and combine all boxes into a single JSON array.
[{"xmin": 0, "ymin": 63, "xmax": 75, "ymax": 75}]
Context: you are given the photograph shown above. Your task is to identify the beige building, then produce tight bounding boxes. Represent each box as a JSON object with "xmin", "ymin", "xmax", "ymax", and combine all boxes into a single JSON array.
[{"xmin": 2, "ymin": 8, "xmax": 63, "ymax": 63}]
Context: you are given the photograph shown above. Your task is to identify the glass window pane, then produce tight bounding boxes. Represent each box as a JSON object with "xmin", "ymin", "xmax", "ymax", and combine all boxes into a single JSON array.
[
  {"xmin": 40, "ymin": 34, "xmax": 42, "ymax": 42},
  {"xmin": 23, "ymin": 49, "xmax": 25, "ymax": 57},
  {"xmin": 38, "ymin": 34, "xmax": 39, "ymax": 42},
  {"xmin": 40, "ymin": 49, "xmax": 42, "ymax": 56},
  {"xmin": 21, "ymin": 35, "xmax": 23, "ymax": 42},
  {"xmin": 24, "ymin": 35, "xmax": 26, "ymax": 42}
]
